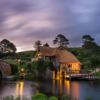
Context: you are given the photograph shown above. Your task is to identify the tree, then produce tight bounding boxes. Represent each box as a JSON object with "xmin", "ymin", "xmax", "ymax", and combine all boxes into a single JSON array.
[
  {"xmin": 53, "ymin": 34, "xmax": 69, "ymax": 49},
  {"xmin": 82, "ymin": 35, "xmax": 94, "ymax": 42},
  {"xmin": 0, "ymin": 39, "xmax": 17, "ymax": 53},
  {"xmin": 82, "ymin": 35, "xmax": 99, "ymax": 53},
  {"xmin": 34, "ymin": 40, "xmax": 42, "ymax": 51},
  {"xmin": 43, "ymin": 43, "xmax": 49, "ymax": 47}
]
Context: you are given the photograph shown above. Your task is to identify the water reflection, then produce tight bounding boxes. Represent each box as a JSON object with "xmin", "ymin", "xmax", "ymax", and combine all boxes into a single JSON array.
[
  {"xmin": 64, "ymin": 80, "xmax": 70, "ymax": 96},
  {"xmin": 52, "ymin": 79, "xmax": 80, "ymax": 99},
  {"xmin": 71, "ymin": 81, "xmax": 80, "ymax": 100},
  {"xmin": 0, "ymin": 80, "xmax": 100, "ymax": 100},
  {"xmin": 16, "ymin": 81, "xmax": 24, "ymax": 100}
]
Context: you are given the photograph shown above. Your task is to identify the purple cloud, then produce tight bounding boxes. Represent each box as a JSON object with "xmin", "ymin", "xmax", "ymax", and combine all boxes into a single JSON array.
[{"xmin": 0, "ymin": 0, "xmax": 100, "ymax": 52}]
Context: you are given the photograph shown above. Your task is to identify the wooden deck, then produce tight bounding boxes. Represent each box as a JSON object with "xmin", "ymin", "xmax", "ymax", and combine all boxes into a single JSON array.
[{"xmin": 65, "ymin": 73, "xmax": 100, "ymax": 80}]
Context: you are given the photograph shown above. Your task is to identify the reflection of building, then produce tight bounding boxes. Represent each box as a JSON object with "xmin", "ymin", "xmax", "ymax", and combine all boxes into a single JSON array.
[
  {"xmin": 70, "ymin": 81, "xmax": 80, "ymax": 100},
  {"xmin": 36, "ymin": 46, "xmax": 81, "ymax": 79},
  {"xmin": 52, "ymin": 80, "xmax": 80, "ymax": 99}
]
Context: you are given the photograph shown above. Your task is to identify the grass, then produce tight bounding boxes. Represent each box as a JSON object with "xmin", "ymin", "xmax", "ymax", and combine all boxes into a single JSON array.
[{"xmin": 94, "ymin": 71, "xmax": 100, "ymax": 77}]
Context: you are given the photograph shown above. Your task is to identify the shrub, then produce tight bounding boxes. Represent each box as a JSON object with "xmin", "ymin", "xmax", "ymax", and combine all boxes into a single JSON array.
[
  {"xmin": 86, "ymin": 97, "xmax": 93, "ymax": 100},
  {"xmin": 49, "ymin": 96, "xmax": 58, "ymax": 100},
  {"xmin": 3, "ymin": 96, "xmax": 14, "ymax": 100},
  {"xmin": 61, "ymin": 95, "xmax": 70, "ymax": 100},
  {"xmin": 32, "ymin": 93, "xmax": 48, "ymax": 100},
  {"xmin": 25, "ymin": 73, "xmax": 35, "ymax": 81}
]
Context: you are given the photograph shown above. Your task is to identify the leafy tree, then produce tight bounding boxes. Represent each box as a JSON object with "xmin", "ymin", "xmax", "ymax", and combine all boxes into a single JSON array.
[
  {"xmin": 43, "ymin": 43, "xmax": 49, "ymax": 47},
  {"xmin": 90, "ymin": 55, "xmax": 100, "ymax": 68},
  {"xmin": 0, "ymin": 39, "xmax": 17, "ymax": 53},
  {"xmin": 34, "ymin": 40, "xmax": 42, "ymax": 51},
  {"xmin": 82, "ymin": 35, "xmax": 94, "ymax": 42},
  {"xmin": 49, "ymin": 96, "xmax": 58, "ymax": 100},
  {"xmin": 82, "ymin": 35, "xmax": 99, "ymax": 53},
  {"xmin": 32, "ymin": 93, "xmax": 48, "ymax": 100},
  {"xmin": 53, "ymin": 34, "xmax": 69, "ymax": 49}
]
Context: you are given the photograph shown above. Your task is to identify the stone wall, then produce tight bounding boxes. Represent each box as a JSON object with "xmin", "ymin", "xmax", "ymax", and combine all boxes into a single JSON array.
[{"xmin": 0, "ymin": 60, "xmax": 11, "ymax": 77}]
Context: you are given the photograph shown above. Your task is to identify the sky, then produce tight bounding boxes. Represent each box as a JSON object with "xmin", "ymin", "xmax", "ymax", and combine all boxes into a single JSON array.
[{"xmin": 0, "ymin": 0, "xmax": 100, "ymax": 52}]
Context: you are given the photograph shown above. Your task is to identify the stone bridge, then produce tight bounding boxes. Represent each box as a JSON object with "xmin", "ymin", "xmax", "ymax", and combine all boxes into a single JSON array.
[{"xmin": 0, "ymin": 60, "xmax": 11, "ymax": 78}]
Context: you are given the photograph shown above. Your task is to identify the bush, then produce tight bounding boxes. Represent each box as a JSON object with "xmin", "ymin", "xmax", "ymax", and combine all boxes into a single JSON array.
[
  {"xmin": 32, "ymin": 93, "xmax": 48, "ymax": 100},
  {"xmin": 49, "ymin": 96, "xmax": 58, "ymax": 100},
  {"xmin": 10, "ymin": 64, "xmax": 18, "ymax": 75},
  {"xmin": 86, "ymin": 97, "xmax": 93, "ymax": 100},
  {"xmin": 25, "ymin": 73, "xmax": 36, "ymax": 81},
  {"xmin": 3, "ymin": 96, "xmax": 14, "ymax": 100},
  {"xmin": 60, "ymin": 95, "xmax": 70, "ymax": 100}
]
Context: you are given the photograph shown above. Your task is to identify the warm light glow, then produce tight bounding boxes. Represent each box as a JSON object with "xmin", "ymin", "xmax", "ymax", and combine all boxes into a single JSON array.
[
  {"xmin": 21, "ymin": 68, "xmax": 24, "ymax": 72},
  {"xmin": 52, "ymin": 79, "xmax": 56, "ymax": 95},
  {"xmin": 71, "ymin": 82, "xmax": 80, "ymax": 99},
  {"xmin": 71, "ymin": 63, "xmax": 80, "ymax": 73},
  {"xmin": 53, "ymin": 71, "xmax": 55, "ymax": 79},
  {"xmin": 59, "ymin": 79, "xmax": 62, "ymax": 96},
  {"xmin": 16, "ymin": 81, "xmax": 24, "ymax": 99},
  {"xmin": 16, "ymin": 82, "xmax": 19, "ymax": 96},
  {"xmin": 66, "ymin": 75, "xmax": 70, "ymax": 78},
  {"xmin": 64, "ymin": 80, "xmax": 70, "ymax": 96}
]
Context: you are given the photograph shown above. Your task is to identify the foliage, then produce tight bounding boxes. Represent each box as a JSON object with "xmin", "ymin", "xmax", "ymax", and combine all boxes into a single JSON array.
[
  {"xmin": 43, "ymin": 43, "xmax": 50, "ymax": 47},
  {"xmin": 94, "ymin": 71, "xmax": 100, "ymax": 77},
  {"xmin": 32, "ymin": 93, "xmax": 48, "ymax": 100},
  {"xmin": 86, "ymin": 97, "xmax": 93, "ymax": 100},
  {"xmin": 60, "ymin": 95, "xmax": 70, "ymax": 100},
  {"xmin": 49, "ymin": 96, "xmax": 58, "ymax": 100},
  {"xmin": 82, "ymin": 35, "xmax": 99, "ymax": 53},
  {"xmin": 3, "ymin": 96, "xmax": 14, "ymax": 100},
  {"xmin": 25, "ymin": 73, "xmax": 36, "ymax": 80},
  {"xmin": 53, "ymin": 34, "xmax": 69, "ymax": 49},
  {"xmin": 82, "ymin": 35, "xmax": 94, "ymax": 42},
  {"xmin": 17, "ymin": 51, "xmax": 36, "ymax": 61},
  {"xmin": 0, "ymin": 39, "xmax": 17, "ymax": 53},
  {"xmin": 32, "ymin": 59, "xmax": 50, "ymax": 73},
  {"xmin": 10, "ymin": 63, "xmax": 18, "ymax": 75},
  {"xmin": 34, "ymin": 40, "xmax": 42, "ymax": 51},
  {"xmin": 90, "ymin": 55, "xmax": 100, "ymax": 68}
]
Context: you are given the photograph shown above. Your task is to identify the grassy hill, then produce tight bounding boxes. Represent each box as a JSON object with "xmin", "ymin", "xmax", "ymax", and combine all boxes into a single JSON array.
[{"xmin": 17, "ymin": 50, "xmax": 36, "ymax": 60}]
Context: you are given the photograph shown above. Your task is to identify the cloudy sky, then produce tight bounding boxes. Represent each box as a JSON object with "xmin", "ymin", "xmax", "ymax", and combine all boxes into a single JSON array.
[{"xmin": 0, "ymin": 0, "xmax": 100, "ymax": 52}]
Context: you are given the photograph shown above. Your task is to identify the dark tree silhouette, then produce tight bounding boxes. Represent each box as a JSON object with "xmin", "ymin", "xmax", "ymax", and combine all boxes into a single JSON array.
[
  {"xmin": 82, "ymin": 35, "xmax": 99, "ymax": 53},
  {"xmin": 43, "ymin": 43, "xmax": 49, "ymax": 47},
  {"xmin": 0, "ymin": 39, "xmax": 17, "ymax": 53},
  {"xmin": 53, "ymin": 34, "xmax": 69, "ymax": 49},
  {"xmin": 34, "ymin": 40, "xmax": 42, "ymax": 51},
  {"xmin": 82, "ymin": 35, "xmax": 94, "ymax": 42}
]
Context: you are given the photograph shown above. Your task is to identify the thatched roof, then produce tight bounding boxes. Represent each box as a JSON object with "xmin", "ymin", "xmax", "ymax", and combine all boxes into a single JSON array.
[
  {"xmin": 39, "ymin": 46, "xmax": 80, "ymax": 64},
  {"xmin": 0, "ymin": 60, "xmax": 11, "ymax": 76}
]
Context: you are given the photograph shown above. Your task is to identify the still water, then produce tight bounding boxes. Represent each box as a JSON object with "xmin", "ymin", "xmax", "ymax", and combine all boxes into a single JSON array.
[{"xmin": 0, "ymin": 80, "xmax": 100, "ymax": 100}]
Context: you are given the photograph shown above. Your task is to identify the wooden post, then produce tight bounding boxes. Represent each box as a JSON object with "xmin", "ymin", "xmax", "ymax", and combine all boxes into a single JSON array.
[
  {"xmin": 53, "ymin": 70, "xmax": 55, "ymax": 79},
  {"xmin": 60, "ymin": 64, "xmax": 62, "ymax": 79}
]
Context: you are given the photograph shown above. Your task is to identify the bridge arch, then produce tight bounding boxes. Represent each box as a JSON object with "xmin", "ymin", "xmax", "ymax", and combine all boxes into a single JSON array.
[{"xmin": 0, "ymin": 60, "xmax": 11, "ymax": 78}]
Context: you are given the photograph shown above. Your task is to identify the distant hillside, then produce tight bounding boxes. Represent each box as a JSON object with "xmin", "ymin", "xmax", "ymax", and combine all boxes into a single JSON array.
[
  {"xmin": 1, "ymin": 50, "xmax": 36, "ymax": 61},
  {"xmin": 17, "ymin": 50, "xmax": 36, "ymax": 60}
]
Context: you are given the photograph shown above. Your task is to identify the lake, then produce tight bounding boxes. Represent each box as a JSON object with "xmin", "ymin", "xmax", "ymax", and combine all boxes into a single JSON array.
[{"xmin": 0, "ymin": 79, "xmax": 100, "ymax": 100}]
